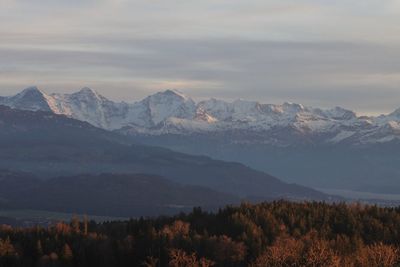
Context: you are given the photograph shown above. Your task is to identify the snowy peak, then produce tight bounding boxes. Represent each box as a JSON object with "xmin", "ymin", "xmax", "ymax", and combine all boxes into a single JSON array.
[
  {"xmin": 78, "ymin": 87, "xmax": 98, "ymax": 95},
  {"xmin": 281, "ymin": 102, "xmax": 305, "ymax": 113},
  {"xmin": 12, "ymin": 86, "xmax": 46, "ymax": 101},
  {"xmin": 158, "ymin": 89, "xmax": 190, "ymax": 100},
  {"xmin": 0, "ymin": 86, "xmax": 53, "ymax": 112},
  {"xmin": 145, "ymin": 89, "xmax": 193, "ymax": 105},
  {"xmin": 18, "ymin": 86, "xmax": 43, "ymax": 95},
  {"xmin": 0, "ymin": 87, "xmax": 125, "ymax": 129},
  {"xmin": 313, "ymin": 107, "xmax": 357, "ymax": 121},
  {"xmin": 198, "ymin": 98, "xmax": 233, "ymax": 121},
  {"xmin": 71, "ymin": 87, "xmax": 107, "ymax": 101},
  {"xmin": 57, "ymin": 88, "xmax": 127, "ymax": 129},
  {"xmin": 67, "ymin": 87, "xmax": 111, "ymax": 105},
  {"xmin": 139, "ymin": 89, "xmax": 196, "ymax": 125}
]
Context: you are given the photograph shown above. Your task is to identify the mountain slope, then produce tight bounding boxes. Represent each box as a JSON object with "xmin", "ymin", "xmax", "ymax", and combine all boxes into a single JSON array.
[{"xmin": 0, "ymin": 105, "xmax": 325, "ymax": 200}]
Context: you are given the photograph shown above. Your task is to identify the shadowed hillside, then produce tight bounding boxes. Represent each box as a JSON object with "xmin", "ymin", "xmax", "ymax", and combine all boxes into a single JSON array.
[{"xmin": 0, "ymin": 106, "xmax": 327, "ymax": 201}]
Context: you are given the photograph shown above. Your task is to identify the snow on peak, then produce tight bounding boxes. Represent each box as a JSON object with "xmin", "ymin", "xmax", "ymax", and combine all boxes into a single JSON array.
[
  {"xmin": 13, "ymin": 86, "xmax": 48, "ymax": 101},
  {"xmin": 198, "ymin": 99, "xmax": 233, "ymax": 121},
  {"xmin": 71, "ymin": 87, "xmax": 105, "ymax": 101},
  {"xmin": 145, "ymin": 90, "xmax": 194, "ymax": 107},
  {"xmin": 19, "ymin": 86, "xmax": 43, "ymax": 94},
  {"xmin": 282, "ymin": 102, "xmax": 305, "ymax": 113},
  {"xmin": 138, "ymin": 90, "xmax": 196, "ymax": 125},
  {"xmin": 313, "ymin": 106, "xmax": 356, "ymax": 120},
  {"xmin": 1, "ymin": 86, "xmax": 53, "ymax": 112},
  {"xmin": 159, "ymin": 89, "xmax": 189, "ymax": 100},
  {"xmin": 77, "ymin": 87, "xmax": 98, "ymax": 95}
]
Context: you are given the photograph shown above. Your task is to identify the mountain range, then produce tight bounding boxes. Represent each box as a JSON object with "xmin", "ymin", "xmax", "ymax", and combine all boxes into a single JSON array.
[
  {"xmin": 2, "ymin": 86, "xmax": 400, "ymax": 146},
  {"xmin": 2, "ymin": 87, "xmax": 400, "ymax": 195}
]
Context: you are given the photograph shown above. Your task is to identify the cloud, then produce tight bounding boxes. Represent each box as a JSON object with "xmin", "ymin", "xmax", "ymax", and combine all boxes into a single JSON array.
[{"xmin": 0, "ymin": 1, "xmax": 400, "ymax": 114}]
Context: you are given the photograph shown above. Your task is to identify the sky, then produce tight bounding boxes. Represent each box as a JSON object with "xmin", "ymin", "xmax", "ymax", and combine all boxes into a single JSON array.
[{"xmin": 1, "ymin": 0, "xmax": 400, "ymax": 115}]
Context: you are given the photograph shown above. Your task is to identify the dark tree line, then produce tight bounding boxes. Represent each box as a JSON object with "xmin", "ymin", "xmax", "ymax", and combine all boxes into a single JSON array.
[{"xmin": 1, "ymin": 201, "xmax": 400, "ymax": 266}]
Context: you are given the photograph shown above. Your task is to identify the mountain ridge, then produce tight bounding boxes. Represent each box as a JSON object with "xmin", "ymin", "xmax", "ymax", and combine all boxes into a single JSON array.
[{"xmin": 2, "ymin": 87, "xmax": 400, "ymax": 146}]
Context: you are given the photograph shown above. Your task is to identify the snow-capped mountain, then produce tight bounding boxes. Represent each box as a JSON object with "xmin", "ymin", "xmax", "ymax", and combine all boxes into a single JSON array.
[
  {"xmin": 0, "ymin": 86, "xmax": 55, "ymax": 112},
  {"xmin": 0, "ymin": 87, "xmax": 198, "ymax": 131},
  {"xmin": 2, "ymin": 86, "xmax": 400, "ymax": 146},
  {"xmin": 0, "ymin": 86, "xmax": 128, "ymax": 129}
]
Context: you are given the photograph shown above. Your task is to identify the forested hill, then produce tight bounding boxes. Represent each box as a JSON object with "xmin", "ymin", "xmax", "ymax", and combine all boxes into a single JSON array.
[{"xmin": 1, "ymin": 201, "xmax": 400, "ymax": 267}]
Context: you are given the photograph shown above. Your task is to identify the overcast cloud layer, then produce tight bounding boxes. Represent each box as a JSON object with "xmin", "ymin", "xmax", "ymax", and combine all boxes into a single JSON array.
[{"xmin": 1, "ymin": 0, "xmax": 400, "ymax": 114}]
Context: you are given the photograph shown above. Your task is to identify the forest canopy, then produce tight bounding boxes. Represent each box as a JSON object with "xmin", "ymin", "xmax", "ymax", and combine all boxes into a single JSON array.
[{"xmin": 1, "ymin": 201, "xmax": 400, "ymax": 267}]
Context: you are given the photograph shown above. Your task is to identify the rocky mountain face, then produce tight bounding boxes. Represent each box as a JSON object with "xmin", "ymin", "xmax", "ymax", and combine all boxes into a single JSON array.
[{"xmin": 2, "ymin": 86, "xmax": 400, "ymax": 146}]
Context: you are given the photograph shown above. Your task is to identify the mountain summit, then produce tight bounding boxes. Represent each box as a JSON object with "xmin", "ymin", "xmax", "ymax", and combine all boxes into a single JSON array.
[{"xmin": 0, "ymin": 86, "xmax": 53, "ymax": 112}]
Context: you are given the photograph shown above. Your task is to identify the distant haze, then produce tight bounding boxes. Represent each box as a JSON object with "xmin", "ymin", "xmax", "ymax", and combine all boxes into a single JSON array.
[{"xmin": 1, "ymin": 1, "xmax": 400, "ymax": 115}]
